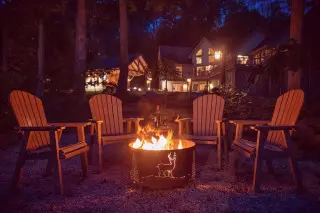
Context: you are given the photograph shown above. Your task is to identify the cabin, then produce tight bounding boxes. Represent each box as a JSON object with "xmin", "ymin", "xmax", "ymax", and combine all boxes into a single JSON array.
[
  {"xmin": 85, "ymin": 54, "xmax": 148, "ymax": 93},
  {"xmin": 158, "ymin": 37, "xmax": 223, "ymax": 92}
]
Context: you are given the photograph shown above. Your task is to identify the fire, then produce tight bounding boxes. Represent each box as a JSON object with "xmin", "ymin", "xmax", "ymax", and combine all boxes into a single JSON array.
[{"xmin": 133, "ymin": 125, "xmax": 179, "ymax": 150}]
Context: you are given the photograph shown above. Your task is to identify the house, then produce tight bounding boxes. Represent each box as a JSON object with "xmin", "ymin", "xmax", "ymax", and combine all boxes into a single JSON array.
[
  {"xmin": 158, "ymin": 37, "xmax": 223, "ymax": 92},
  {"xmin": 85, "ymin": 54, "xmax": 149, "ymax": 93}
]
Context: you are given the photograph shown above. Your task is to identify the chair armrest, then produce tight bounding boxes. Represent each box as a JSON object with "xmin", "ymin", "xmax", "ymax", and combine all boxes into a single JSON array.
[
  {"xmin": 16, "ymin": 126, "xmax": 65, "ymax": 132},
  {"xmin": 175, "ymin": 118, "xmax": 192, "ymax": 123},
  {"xmin": 88, "ymin": 119, "xmax": 104, "ymax": 124},
  {"xmin": 229, "ymin": 120, "xmax": 271, "ymax": 125},
  {"xmin": 123, "ymin": 118, "xmax": 144, "ymax": 122},
  {"xmin": 49, "ymin": 122, "xmax": 91, "ymax": 128},
  {"xmin": 251, "ymin": 125, "xmax": 296, "ymax": 131}
]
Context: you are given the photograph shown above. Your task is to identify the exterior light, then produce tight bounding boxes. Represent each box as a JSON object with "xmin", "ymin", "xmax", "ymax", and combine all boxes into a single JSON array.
[
  {"xmin": 187, "ymin": 78, "xmax": 191, "ymax": 83},
  {"xmin": 127, "ymin": 88, "xmax": 130, "ymax": 91},
  {"xmin": 183, "ymin": 84, "xmax": 187, "ymax": 90},
  {"xmin": 146, "ymin": 80, "xmax": 150, "ymax": 84},
  {"xmin": 148, "ymin": 87, "xmax": 150, "ymax": 91},
  {"xmin": 133, "ymin": 87, "xmax": 137, "ymax": 90},
  {"xmin": 138, "ymin": 88, "xmax": 142, "ymax": 91},
  {"xmin": 214, "ymin": 51, "xmax": 222, "ymax": 60},
  {"xmin": 210, "ymin": 83, "xmax": 214, "ymax": 89}
]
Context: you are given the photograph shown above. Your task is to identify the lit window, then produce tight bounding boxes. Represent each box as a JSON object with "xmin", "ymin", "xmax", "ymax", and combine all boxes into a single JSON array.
[
  {"xmin": 237, "ymin": 55, "xmax": 249, "ymax": 64},
  {"xmin": 209, "ymin": 48, "xmax": 214, "ymax": 63},
  {"xmin": 205, "ymin": 65, "xmax": 213, "ymax": 71},
  {"xmin": 196, "ymin": 49, "xmax": 202, "ymax": 65},
  {"xmin": 196, "ymin": 66, "xmax": 205, "ymax": 76},
  {"xmin": 176, "ymin": 65, "xmax": 183, "ymax": 72}
]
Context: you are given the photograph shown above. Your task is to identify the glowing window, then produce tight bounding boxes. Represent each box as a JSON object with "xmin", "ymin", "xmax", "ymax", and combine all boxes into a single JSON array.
[{"xmin": 196, "ymin": 49, "xmax": 202, "ymax": 65}]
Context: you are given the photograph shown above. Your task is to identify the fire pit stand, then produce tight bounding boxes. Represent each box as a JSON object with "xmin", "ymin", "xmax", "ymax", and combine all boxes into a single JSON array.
[{"xmin": 129, "ymin": 139, "xmax": 196, "ymax": 189}]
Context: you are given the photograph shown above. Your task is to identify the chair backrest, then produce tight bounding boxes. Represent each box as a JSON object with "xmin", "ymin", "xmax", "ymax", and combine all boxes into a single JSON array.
[
  {"xmin": 9, "ymin": 90, "xmax": 50, "ymax": 150},
  {"xmin": 193, "ymin": 94, "xmax": 225, "ymax": 136},
  {"xmin": 267, "ymin": 89, "xmax": 304, "ymax": 146},
  {"xmin": 89, "ymin": 94, "xmax": 124, "ymax": 135}
]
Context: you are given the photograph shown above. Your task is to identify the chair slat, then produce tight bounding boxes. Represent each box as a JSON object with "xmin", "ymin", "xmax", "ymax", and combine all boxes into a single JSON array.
[
  {"xmin": 10, "ymin": 91, "xmax": 50, "ymax": 150},
  {"xmin": 267, "ymin": 90, "xmax": 304, "ymax": 146},
  {"xmin": 193, "ymin": 94, "xmax": 224, "ymax": 136},
  {"xmin": 89, "ymin": 94, "xmax": 124, "ymax": 135}
]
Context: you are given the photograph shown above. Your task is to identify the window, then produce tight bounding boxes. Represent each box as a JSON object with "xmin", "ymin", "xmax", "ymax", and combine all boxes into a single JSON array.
[
  {"xmin": 237, "ymin": 55, "xmax": 249, "ymax": 64},
  {"xmin": 196, "ymin": 66, "xmax": 205, "ymax": 76},
  {"xmin": 196, "ymin": 49, "xmax": 202, "ymax": 64},
  {"xmin": 173, "ymin": 83, "xmax": 184, "ymax": 92},
  {"xmin": 205, "ymin": 65, "xmax": 213, "ymax": 71},
  {"xmin": 176, "ymin": 65, "xmax": 183, "ymax": 77},
  {"xmin": 208, "ymin": 48, "xmax": 214, "ymax": 63}
]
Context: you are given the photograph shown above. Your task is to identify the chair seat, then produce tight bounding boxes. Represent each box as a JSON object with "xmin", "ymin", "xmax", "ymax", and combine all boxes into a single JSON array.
[
  {"xmin": 180, "ymin": 134, "xmax": 217, "ymax": 144},
  {"xmin": 232, "ymin": 138, "xmax": 284, "ymax": 157},
  {"xmin": 59, "ymin": 142, "xmax": 89, "ymax": 159},
  {"xmin": 102, "ymin": 133, "xmax": 137, "ymax": 144}
]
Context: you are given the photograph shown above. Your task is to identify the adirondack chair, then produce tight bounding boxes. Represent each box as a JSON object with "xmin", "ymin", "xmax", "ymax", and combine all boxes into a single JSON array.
[
  {"xmin": 176, "ymin": 94, "xmax": 226, "ymax": 169},
  {"xmin": 89, "ymin": 94, "xmax": 143, "ymax": 171},
  {"xmin": 230, "ymin": 89, "xmax": 304, "ymax": 192},
  {"xmin": 9, "ymin": 90, "xmax": 90, "ymax": 195}
]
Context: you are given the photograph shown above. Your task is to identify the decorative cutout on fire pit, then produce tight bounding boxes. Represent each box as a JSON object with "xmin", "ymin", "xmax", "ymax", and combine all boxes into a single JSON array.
[{"xmin": 156, "ymin": 152, "xmax": 176, "ymax": 178}]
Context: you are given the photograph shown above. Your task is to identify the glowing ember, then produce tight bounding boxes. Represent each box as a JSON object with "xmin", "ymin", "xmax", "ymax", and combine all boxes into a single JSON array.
[{"xmin": 132, "ymin": 125, "xmax": 179, "ymax": 150}]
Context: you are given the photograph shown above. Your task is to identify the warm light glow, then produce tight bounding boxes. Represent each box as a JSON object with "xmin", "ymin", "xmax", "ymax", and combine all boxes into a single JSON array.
[
  {"xmin": 146, "ymin": 80, "xmax": 150, "ymax": 83},
  {"xmin": 178, "ymin": 140, "xmax": 183, "ymax": 149},
  {"xmin": 187, "ymin": 78, "xmax": 191, "ymax": 83},
  {"xmin": 183, "ymin": 84, "xmax": 187, "ymax": 90},
  {"xmin": 214, "ymin": 51, "xmax": 222, "ymax": 60},
  {"xmin": 138, "ymin": 88, "xmax": 142, "ymax": 91},
  {"xmin": 210, "ymin": 83, "xmax": 214, "ymax": 89},
  {"xmin": 133, "ymin": 87, "xmax": 137, "ymax": 90},
  {"xmin": 132, "ymin": 125, "xmax": 178, "ymax": 150}
]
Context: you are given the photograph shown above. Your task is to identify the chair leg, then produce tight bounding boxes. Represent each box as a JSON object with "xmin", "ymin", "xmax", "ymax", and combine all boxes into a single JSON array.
[
  {"xmin": 266, "ymin": 159, "xmax": 274, "ymax": 174},
  {"xmin": 44, "ymin": 157, "xmax": 54, "ymax": 177},
  {"xmin": 80, "ymin": 152, "xmax": 88, "ymax": 178},
  {"xmin": 52, "ymin": 155, "xmax": 64, "ymax": 195},
  {"xmin": 288, "ymin": 156, "xmax": 303, "ymax": 192},
  {"xmin": 10, "ymin": 152, "xmax": 26, "ymax": 192},
  {"xmin": 217, "ymin": 141, "xmax": 222, "ymax": 170},
  {"xmin": 98, "ymin": 140, "xmax": 103, "ymax": 173},
  {"xmin": 252, "ymin": 155, "xmax": 263, "ymax": 192},
  {"xmin": 88, "ymin": 134, "xmax": 94, "ymax": 164}
]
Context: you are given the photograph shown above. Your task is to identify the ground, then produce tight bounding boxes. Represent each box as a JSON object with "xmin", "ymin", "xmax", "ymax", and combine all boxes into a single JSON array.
[{"xmin": 1, "ymin": 133, "xmax": 320, "ymax": 213}]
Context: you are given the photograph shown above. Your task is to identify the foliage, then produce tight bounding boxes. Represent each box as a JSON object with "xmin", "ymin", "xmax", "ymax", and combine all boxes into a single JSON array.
[
  {"xmin": 211, "ymin": 85, "xmax": 254, "ymax": 119},
  {"xmin": 158, "ymin": 58, "xmax": 181, "ymax": 82},
  {"xmin": 263, "ymin": 39, "xmax": 302, "ymax": 83}
]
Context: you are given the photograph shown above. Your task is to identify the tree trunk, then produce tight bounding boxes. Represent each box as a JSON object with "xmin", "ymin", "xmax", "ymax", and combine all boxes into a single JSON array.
[
  {"xmin": 288, "ymin": 0, "xmax": 303, "ymax": 90},
  {"xmin": 74, "ymin": 0, "xmax": 87, "ymax": 99},
  {"xmin": 1, "ymin": 4, "xmax": 7, "ymax": 73},
  {"xmin": 117, "ymin": 0, "xmax": 129, "ymax": 95},
  {"xmin": 36, "ymin": 20, "xmax": 44, "ymax": 98}
]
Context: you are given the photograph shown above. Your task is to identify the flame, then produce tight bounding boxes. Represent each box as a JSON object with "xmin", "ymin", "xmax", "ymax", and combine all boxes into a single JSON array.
[
  {"xmin": 178, "ymin": 140, "xmax": 183, "ymax": 149},
  {"xmin": 133, "ymin": 125, "xmax": 179, "ymax": 150}
]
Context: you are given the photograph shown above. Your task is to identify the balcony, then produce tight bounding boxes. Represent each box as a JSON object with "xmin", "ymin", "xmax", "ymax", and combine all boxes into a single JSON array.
[{"xmin": 193, "ymin": 66, "xmax": 222, "ymax": 79}]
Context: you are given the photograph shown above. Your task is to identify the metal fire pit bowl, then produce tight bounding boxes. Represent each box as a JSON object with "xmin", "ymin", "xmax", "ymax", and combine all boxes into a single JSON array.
[{"xmin": 129, "ymin": 139, "xmax": 196, "ymax": 189}]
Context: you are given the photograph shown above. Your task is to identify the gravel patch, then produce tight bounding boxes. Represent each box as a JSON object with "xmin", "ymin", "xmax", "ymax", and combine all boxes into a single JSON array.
[{"xmin": 1, "ymin": 134, "xmax": 320, "ymax": 213}]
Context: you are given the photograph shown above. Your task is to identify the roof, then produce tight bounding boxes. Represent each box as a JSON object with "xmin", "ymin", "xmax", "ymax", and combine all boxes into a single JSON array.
[
  {"xmin": 159, "ymin": 45, "xmax": 193, "ymax": 64},
  {"xmin": 88, "ymin": 54, "xmax": 140, "ymax": 69}
]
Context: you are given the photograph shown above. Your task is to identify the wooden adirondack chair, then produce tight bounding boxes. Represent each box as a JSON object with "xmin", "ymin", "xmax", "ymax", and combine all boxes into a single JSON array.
[
  {"xmin": 9, "ymin": 90, "xmax": 90, "ymax": 195},
  {"xmin": 176, "ymin": 94, "xmax": 226, "ymax": 169},
  {"xmin": 230, "ymin": 89, "xmax": 304, "ymax": 192},
  {"xmin": 89, "ymin": 94, "xmax": 143, "ymax": 171}
]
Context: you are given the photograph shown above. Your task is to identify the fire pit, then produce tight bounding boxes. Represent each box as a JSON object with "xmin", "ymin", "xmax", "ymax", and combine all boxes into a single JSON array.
[{"xmin": 129, "ymin": 126, "xmax": 196, "ymax": 189}]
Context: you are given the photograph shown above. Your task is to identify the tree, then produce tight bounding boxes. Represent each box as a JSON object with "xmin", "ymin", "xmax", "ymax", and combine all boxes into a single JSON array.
[
  {"xmin": 74, "ymin": 0, "xmax": 87, "ymax": 98},
  {"xmin": 117, "ymin": 0, "xmax": 129, "ymax": 95},
  {"xmin": 288, "ymin": 0, "xmax": 304, "ymax": 90}
]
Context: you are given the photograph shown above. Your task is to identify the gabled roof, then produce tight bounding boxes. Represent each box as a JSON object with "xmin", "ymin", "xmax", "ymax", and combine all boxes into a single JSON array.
[
  {"xmin": 89, "ymin": 54, "xmax": 139, "ymax": 69},
  {"xmin": 159, "ymin": 45, "xmax": 193, "ymax": 64}
]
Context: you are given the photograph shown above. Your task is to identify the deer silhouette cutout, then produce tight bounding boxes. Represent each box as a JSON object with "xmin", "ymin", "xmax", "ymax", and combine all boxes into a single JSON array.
[{"xmin": 156, "ymin": 152, "xmax": 176, "ymax": 178}]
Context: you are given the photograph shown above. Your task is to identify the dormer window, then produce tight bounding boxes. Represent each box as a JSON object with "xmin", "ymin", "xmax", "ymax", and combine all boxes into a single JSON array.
[{"xmin": 196, "ymin": 49, "xmax": 202, "ymax": 64}]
